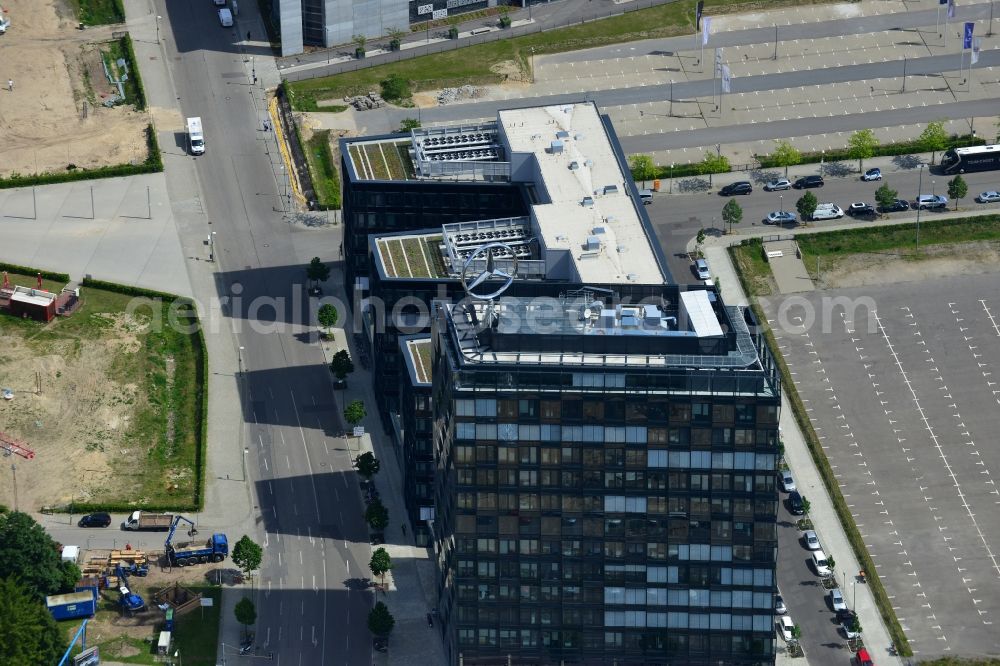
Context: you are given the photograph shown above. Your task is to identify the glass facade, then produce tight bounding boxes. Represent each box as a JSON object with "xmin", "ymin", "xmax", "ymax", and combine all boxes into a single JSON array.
[{"xmin": 431, "ymin": 305, "xmax": 780, "ymax": 666}]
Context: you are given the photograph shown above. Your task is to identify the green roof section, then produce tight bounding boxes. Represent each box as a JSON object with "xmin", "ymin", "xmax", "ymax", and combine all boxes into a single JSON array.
[
  {"xmin": 375, "ymin": 234, "xmax": 448, "ymax": 279},
  {"xmin": 347, "ymin": 139, "xmax": 415, "ymax": 181},
  {"xmin": 404, "ymin": 338, "xmax": 433, "ymax": 386}
]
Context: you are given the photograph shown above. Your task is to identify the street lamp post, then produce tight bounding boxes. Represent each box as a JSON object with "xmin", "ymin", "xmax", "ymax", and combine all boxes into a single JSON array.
[
  {"xmin": 820, "ymin": 150, "xmax": 825, "ymax": 177},
  {"xmin": 156, "ymin": 15, "xmax": 162, "ymax": 45},
  {"xmin": 916, "ymin": 164, "xmax": 924, "ymax": 249},
  {"xmin": 901, "ymin": 56, "xmax": 907, "ymax": 93},
  {"xmin": 779, "ymin": 194, "xmax": 783, "ymax": 213},
  {"xmin": 773, "ymin": 24, "xmax": 778, "ymax": 60},
  {"xmin": 669, "ymin": 163, "xmax": 675, "ymax": 193},
  {"xmin": 242, "ymin": 447, "xmax": 248, "ymax": 483},
  {"xmin": 530, "ymin": 47, "xmax": 535, "ymax": 83},
  {"xmin": 669, "ymin": 79, "xmax": 674, "ymax": 117},
  {"xmin": 932, "ymin": 179, "xmax": 936, "ymax": 196}
]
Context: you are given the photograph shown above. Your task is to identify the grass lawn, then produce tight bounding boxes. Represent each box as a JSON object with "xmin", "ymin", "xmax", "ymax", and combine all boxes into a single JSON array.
[
  {"xmin": 729, "ymin": 238, "xmax": 775, "ymax": 297},
  {"xmin": 71, "ymin": 0, "xmax": 125, "ymax": 25},
  {"xmin": 0, "ymin": 271, "xmax": 204, "ymax": 509},
  {"xmin": 795, "ymin": 214, "xmax": 1000, "ymax": 266},
  {"xmin": 305, "ymin": 131, "xmax": 342, "ymax": 209},
  {"xmin": 286, "ymin": 0, "xmax": 840, "ymax": 110},
  {"xmin": 105, "ymin": 38, "xmax": 143, "ymax": 109}
]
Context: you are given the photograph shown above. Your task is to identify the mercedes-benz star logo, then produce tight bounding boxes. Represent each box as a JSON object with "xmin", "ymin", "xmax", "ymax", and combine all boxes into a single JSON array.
[{"xmin": 460, "ymin": 242, "xmax": 518, "ymax": 301}]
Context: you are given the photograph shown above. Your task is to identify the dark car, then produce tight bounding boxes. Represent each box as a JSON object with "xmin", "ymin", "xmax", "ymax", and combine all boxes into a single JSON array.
[
  {"xmin": 879, "ymin": 198, "xmax": 909, "ymax": 213},
  {"xmin": 719, "ymin": 181, "xmax": 752, "ymax": 196},
  {"xmin": 77, "ymin": 512, "xmax": 112, "ymax": 528},
  {"xmin": 786, "ymin": 491, "xmax": 804, "ymax": 515},
  {"xmin": 793, "ymin": 175, "xmax": 824, "ymax": 189},
  {"xmin": 847, "ymin": 202, "xmax": 877, "ymax": 218}
]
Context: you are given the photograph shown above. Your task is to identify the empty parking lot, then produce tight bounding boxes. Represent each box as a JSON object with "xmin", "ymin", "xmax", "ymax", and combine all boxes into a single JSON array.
[{"xmin": 762, "ymin": 273, "xmax": 1000, "ymax": 658}]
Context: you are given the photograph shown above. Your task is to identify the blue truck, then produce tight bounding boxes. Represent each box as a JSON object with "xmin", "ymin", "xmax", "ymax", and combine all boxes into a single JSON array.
[
  {"xmin": 165, "ymin": 515, "xmax": 228, "ymax": 566},
  {"xmin": 46, "ymin": 590, "xmax": 96, "ymax": 621}
]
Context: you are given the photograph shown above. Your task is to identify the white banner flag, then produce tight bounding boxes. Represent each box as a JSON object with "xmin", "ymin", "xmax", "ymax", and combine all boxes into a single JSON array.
[
  {"xmin": 721, "ymin": 65, "xmax": 732, "ymax": 93},
  {"xmin": 971, "ymin": 36, "xmax": 981, "ymax": 64},
  {"xmin": 715, "ymin": 48, "xmax": 723, "ymax": 75},
  {"xmin": 702, "ymin": 17, "xmax": 711, "ymax": 46}
]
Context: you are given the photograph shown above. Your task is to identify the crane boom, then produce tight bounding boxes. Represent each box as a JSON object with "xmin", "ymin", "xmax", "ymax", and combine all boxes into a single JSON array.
[{"xmin": 165, "ymin": 515, "xmax": 198, "ymax": 549}]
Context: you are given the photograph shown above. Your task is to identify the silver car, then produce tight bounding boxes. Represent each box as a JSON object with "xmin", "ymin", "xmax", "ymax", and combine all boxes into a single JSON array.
[
  {"xmin": 976, "ymin": 191, "xmax": 1000, "ymax": 203},
  {"xmin": 764, "ymin": 178, "xmax": 792, "ymax": 191},
  {"xmin": 830, "ymin": 588, "xmax": 847, "ymax": 612},
  {"xmin": 803, "ymin": 530, "xmax": 821, "ymax": 551}
]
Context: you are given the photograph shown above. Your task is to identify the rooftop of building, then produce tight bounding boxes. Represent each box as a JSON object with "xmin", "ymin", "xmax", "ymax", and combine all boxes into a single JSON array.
[
  {"xmin": 439, "ymin": 286, "xmax": 769, "ymax": 372},
  {"xmin": 359, "ymin": 103, "xmax": 668, "ymax": 286},
  {"xmin": 400, "ymin": 336, "xmax": 433, "ymax": 386},
  {"xmin": 497, "ymin": 104, "xmax": 665, "ymax": 285}
]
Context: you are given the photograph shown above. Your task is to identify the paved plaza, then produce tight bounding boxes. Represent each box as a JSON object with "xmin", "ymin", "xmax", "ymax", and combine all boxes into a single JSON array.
[{"xmin": 760, "ymin": 276, "xmax": 1000, "ymax": 657}]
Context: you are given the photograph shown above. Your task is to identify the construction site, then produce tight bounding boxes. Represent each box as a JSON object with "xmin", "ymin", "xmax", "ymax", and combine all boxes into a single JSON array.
[
  {"xmin": 53, "ymin": 515, "xmax": 240, "ymax": 663},
  {"xmin": 0, "ymin": 0, "xmax": 152, "ymax": 179},
  {"xmin": 0, "ymin": 270, "xmax": 204, "ymax": 510}
]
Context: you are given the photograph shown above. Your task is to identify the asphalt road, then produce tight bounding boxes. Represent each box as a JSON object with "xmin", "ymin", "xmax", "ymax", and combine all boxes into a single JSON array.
[
  {"xmin": 155, "ymin": 1, "xmax": 372, "ymax": 664},
  {"xmin": 644, "ymin": 164, "xmax": 1000, "ymax": 280}
]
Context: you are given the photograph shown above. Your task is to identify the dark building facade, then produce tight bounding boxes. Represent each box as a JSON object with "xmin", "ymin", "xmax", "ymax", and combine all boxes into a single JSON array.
[{"xmin": 431, "ymin": 289, "xmax": 782, "ymax": 665}]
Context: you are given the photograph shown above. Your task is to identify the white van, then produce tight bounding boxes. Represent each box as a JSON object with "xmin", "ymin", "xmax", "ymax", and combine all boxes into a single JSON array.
[
  {"xmin": 187, "ymin": 117, "xmax": 205, "ymax": 155},
  {"xmin": 638, "ymin": 189, "xmax": 653, "ymax": 205},
  {"xmin": 811, "ymin": 203, "xmax": 843, "ymax": 221},
  {"xmin": 218, "ymin": 7, "xmax": 233, "ymax": 26}
]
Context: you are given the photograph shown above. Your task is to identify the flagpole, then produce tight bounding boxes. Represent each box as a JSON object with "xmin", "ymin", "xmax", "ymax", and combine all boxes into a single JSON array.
[{"xmin": 937, "ymin": 5, "xmax": 941, "ymax": 38}]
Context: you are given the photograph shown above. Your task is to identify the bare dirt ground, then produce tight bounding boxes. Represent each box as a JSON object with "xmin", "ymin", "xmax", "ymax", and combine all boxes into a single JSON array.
[
  {"xmin": 816, "ymin": 240, "xmax": 1000, "ymax": 289},
  {"xmin": 0, "ymin": 0, "xmax": 148, "ymax": 178},
  {"xmin": 0, "ymin": 303, "xmax": 153, "ymax": 510}
]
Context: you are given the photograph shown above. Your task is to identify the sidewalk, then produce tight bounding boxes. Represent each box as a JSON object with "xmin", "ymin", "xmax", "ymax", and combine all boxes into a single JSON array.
[{"xmin": 705, "ymin": 244, "xmax": 903, "ymax": 666}]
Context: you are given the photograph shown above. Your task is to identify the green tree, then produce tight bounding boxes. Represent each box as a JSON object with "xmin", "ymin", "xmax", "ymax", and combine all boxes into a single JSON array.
[
  {"xmin": 231, "ymin": 535, "xmax": 263, "ymax": 582},
  {"xmin": 368, "ymin": 601, "xmax": 396, "ymax": 636},
  {"xmin": 695, "ymin": 228, "xmax": 707, "ymax": 256},
  {"xmin": 771, "ymin": 140, "xmax": 802, "ymax": 177},
  {"xmin": 386, "ymin": 26, "xmax": 405, "ymax": 51},
  {"xmin": 306, "ymin": 257, "xmax": 330, "ymax": 288},
  {"xmin": 369, "ymin": 547, "xmax": 393, "ymax": 587},
  {"xmin": 0, "ymin": 512, "xmax": 80, "ymax": 599},
  {"xmin": 874, "ymin": 183, "xmax": 898, "ymax": 216},
  {"xmin": 380, "ymin": 74, "xmax": 411, "ymax": 103},
  {"xmin": 330, "ymin": 349, "xmax": 355, "ymax": 380},
  {"xmin": 356, "ymin": 451, "xmax": 381, "ymax": 480},
  {"xmin": 796, "ymin": 192, "xmax": 818, "ymax": 222},
  {"xmin": 721, "ymin": 199, "xmax": 743, "ymax": 234},
  {"xmin": 318, "ymin": 303, "xmax": 338, "ymax": 335},
  {"xmin": 234, "ymin": 597, "xmax": 257, "ymax": 639},
  {"xmin": 847, "ymin": 129, "xmax": 879, "ymax": 172},
  {"xmin": 629, "ymin": 154, "xmax": 657, "ymax": 188},
  {"xmin": 801, "ymin": 495, "xmax": 812, "ymax": 519},
  {"xmin": 790, "ymin": 624, "xmax": 802, "ymax": 642},
  {"xmin": 0, "ymin": 577, "xmax": 66, "ymax": 665},
  {"xmin": 398, "ymin": 118, "xmax": 421, "ymax": 133},
  {"xmin": 697, "ymin": 151, "xmax": 730, "ymax": 186},
  {"xmin": 918, "ymin": 120, "xmax": 949, "ymax": 165},
  {"xmin": 365, "ymin": 498, "xmax": 390, "ymax": 532},
  {"xmin": 947, "ymin": 174, "xmax": 967, "ymax": 209},
  {"xmin": 345, "ymin": 400, "xmax": 367, "ymax": 428},
  {"xmin": 352, "ymin": 33, "xmax": 367, "ymax": 58}
]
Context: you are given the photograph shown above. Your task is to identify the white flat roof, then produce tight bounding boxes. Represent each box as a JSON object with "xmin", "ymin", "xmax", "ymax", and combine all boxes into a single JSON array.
[
  {"xmin": 498, "ymin": 104, "xmax": 666, "ymax": 285},
  {"xmin": 680, "ymin": 290, "xmax": 724, "ymax": 338}
]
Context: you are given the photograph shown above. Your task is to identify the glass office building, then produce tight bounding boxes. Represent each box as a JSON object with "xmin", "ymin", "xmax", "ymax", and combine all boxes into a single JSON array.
[{"xmin": 431, "ymin": 290, "xmax": 781, "ymax": 665}]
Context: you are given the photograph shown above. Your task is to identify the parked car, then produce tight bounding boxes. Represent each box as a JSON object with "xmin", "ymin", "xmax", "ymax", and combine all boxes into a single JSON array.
[
  {"xmin": 777, "ymin": 615, "xmax": 795, "ymax": 642},
  {"xmin": 693, "ymin": 258, "xmax": 711, "ymax": 281},
  {"xmin": 916, "ymin": 194, "xmax": 947, "ymax": 210},
  {"xmin": 793, "ymin": 175, "xmax": 824, "ymax": 189},
  {"xmin": 847, "ymin": 202, "xmax": 877, "ymax": 218},
  {"xmin": 862, "ymin": 168, "xmax": 882, "ymax": 182},
  {"xmin": 764, "ymin": 178, "xmax": 792, "ymax": 191},
  {"xmin": 830, "ymin": 588, "xmax": 847, "ymax": 612},
  {"xmin": 787, "ymin": 491, "xmax": 804, "ymax": 515},
  {"xmin": 976, "ymin": 191, "xmax": 1000, "ymax": 203},
  {"xmin": 840, "ymin": 610, "xmax": 860, "ymax": 639},
  {"xmin": 720, "ymin": 181, "xmax": 753, "ymax": 196},
  {"xmin": 778, "ymin": 470, "xmax": 796, "ymax": 492},
  {"xmin": 855, "ymin": 647, "xmax": 874, "ymax": 666},
  {"xmin": 879, "ymin": 198, "xmax": 909, "ymax": 213},
  {"xmin": 803, "ymin": 530, "xmax": 821, "ymax": 551},
  {"xmin": 0, "ymin": 16, "xmax": 9, "ymax": 34},
  {"xmin": 77, "ymin": 512, "xmax": 112, "ymax": 528},
  {"xmin": 812, "ymin": 550, "xmax": 832, "ymax": 577},
  {"xmin": 775, "ymin": 594, "xmax": 787, "ymax": 615},
  {"xmin": 765, "ymin": 210, "xmax": 797, "ymax": 226},
  {"xmin": 810, "ymin": 203, "xmax": 844, "ymax": 220}
]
